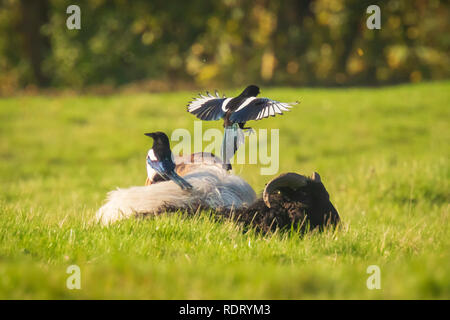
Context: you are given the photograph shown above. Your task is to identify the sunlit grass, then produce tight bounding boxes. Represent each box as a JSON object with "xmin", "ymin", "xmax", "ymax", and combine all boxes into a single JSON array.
[{"xmin": 0, "ymin": 81, "xmax": 449, "ymax": 299}]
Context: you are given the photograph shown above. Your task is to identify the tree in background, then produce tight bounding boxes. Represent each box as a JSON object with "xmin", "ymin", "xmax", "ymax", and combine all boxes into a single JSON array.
[{"xmin": 0, "ymin": 0, "xmax": 448, "ymax": 94}]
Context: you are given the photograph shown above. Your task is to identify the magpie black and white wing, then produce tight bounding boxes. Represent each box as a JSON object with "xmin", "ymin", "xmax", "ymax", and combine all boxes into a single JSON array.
[
  {"xmin": 187, "ymin": 91, "xmax": 229, "ymax": 121},
  {"xmin": 229, "ymin": 98, "xmax": 297, "ymax": 123}
]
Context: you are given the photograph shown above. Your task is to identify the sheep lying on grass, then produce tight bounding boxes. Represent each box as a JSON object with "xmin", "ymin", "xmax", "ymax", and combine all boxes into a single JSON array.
[
  {"xmin": 96, "ymin": 154, "xmax": 340, "ymax": 233},
  {"xmin": 96, "ymin": 153, "xmax": 255, "ymax": 225}
]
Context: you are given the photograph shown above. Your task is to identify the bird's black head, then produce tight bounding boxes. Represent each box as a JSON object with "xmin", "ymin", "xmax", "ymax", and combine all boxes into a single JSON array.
[
  {"xmin": 241, "ymin": 85, "xmax": 260, "ymax": 97},
  {"xmin": 145, "ymin": 131, "xmax": 170, "ymax": 147}
]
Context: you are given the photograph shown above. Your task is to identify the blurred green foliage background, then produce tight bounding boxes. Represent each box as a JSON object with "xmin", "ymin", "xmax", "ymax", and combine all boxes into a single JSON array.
[{"xmin": 0, "ymin": 0, "xmax": 448, "ymax": 94}]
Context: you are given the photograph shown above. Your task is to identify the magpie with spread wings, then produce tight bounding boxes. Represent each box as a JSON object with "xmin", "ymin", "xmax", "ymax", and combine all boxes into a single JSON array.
[{"xmin": 187, "ymin": 85, "xmax": 298, "ymax": 170}]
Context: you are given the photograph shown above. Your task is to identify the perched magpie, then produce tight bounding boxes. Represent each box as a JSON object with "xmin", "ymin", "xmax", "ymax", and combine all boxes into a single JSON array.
[
  {"xmin": 145, "ymin": 131, "xmax": 193, "ymax": 190},
  {"xmin": 187, "ymin": 85, "xmax": 298, "ymax": 170}
]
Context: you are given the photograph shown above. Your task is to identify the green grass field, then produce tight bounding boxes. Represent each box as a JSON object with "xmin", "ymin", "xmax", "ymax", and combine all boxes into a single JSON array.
[{"xmin": 0, "ymin": 82, "xmax": 448, "ymax": 299}]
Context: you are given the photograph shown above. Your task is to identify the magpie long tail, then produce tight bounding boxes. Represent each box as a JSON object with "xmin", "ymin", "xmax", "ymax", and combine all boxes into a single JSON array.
[
  {"xmin": 221, "ymin": 124, "xmax": 244, "ymax": 170},
  {"xmin": 167, "ymin": 171, "xmax": 193, "ymax": 190}
]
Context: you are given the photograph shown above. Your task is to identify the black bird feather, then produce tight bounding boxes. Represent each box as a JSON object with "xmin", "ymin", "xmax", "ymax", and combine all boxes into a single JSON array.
[
  {"xmin": 187, "ymin": 85, "xmax": 298, "ymax": 170},
  {"xmin": 145, "ymin": 132, "xmax": 193, "ymax": 190}
]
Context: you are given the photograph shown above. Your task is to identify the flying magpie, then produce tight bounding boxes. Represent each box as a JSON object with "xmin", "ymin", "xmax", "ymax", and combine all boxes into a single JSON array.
[
  {"xmin": 187, "ymin": 85, "xmax": 298, "ymax": 170},
  {"xmin": 145, "ymin": 131, "xmax": 193, "ymax": 190}
]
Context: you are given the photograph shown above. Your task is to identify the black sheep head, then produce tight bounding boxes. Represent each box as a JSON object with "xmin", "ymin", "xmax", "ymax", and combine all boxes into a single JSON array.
[{"xmin": 234, "ymin": 172, "xmax": 340, "ymax": 234}]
